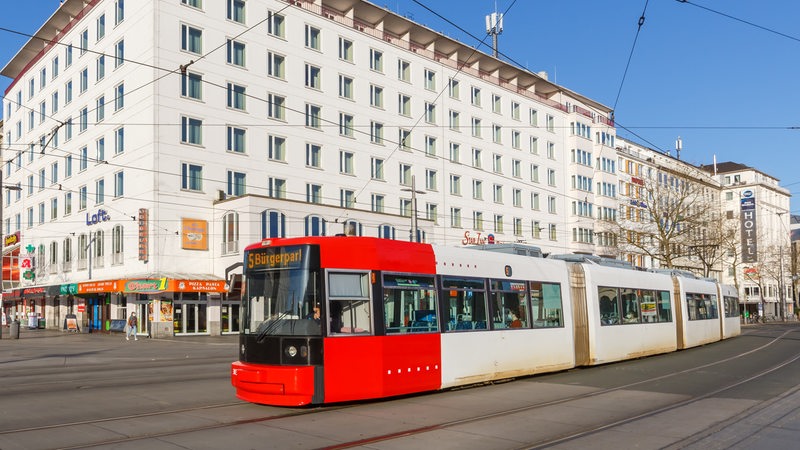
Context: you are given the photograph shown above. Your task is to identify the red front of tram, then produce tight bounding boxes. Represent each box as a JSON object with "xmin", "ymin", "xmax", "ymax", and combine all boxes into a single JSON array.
[{"xmin": 231, "ymin": 237, "xmax": 441, "ymax": 406}]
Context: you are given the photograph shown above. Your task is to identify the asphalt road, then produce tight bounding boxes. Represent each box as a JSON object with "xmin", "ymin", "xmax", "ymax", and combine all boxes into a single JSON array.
[{"xmin": 1, "ymin": 323, "xmax": 799, "ymax": 449}]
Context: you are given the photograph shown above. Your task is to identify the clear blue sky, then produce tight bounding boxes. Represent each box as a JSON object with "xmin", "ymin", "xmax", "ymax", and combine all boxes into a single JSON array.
[{"xmin": 2, "ymin": 0, "xmax": 798, "ymax": 213}]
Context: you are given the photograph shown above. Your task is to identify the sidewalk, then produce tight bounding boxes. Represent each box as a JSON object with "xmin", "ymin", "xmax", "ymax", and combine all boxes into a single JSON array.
[{"xmin": 0, "ymin": 323, "xmax": 239, "ymax": 344}]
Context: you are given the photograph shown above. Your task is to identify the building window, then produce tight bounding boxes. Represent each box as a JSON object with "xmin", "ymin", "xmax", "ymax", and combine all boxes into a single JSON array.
[
  {"xmin": 227, "ymin": 83, "xmax": 246, "ymax": 110},
  {"xmin": 181, "ymin": 163, "xmax": 202, "ymax": 191},
  {"xmin": 305, "ymin": 25, "xmax": 320, "ymax": 50},
  {"xmin": 268, "ymin": 178, "xmax": 286, "ymax": 199},
  {"xmin": 399, "ymin": 164, "xmax": 412, "ymax": 186},
  {"xmin": 338, "ymin": 37, "xmax": 353, "ymax": 62},
  {"xmin": 114, "ymin": 39, "xmax": 124, "ymax": 68},
  {"xmin": 79, "ymin": 186, "xmax": 87, "ymax": 211},
  {"xmin": 370, "ymin": 84, "xmax": 383, "ymax": 108},
  {"xmin": 339, "ymin": 75, "xmax": 353, "ymax": 99},
  {"xmin": 399, "ymin": 129, "xmax": 411, "ymax": 151},
  {"xmin": 114, "ymin": 127, "xmax": 124, "ymax": 154},
  {"xmin": 79, "ymin": 67, "xmax": 88, "ymax": 92},
  {"xmin": 95, "ymin": 178, "xmax": 105, "ymax": 205},
  {"xmin": 115, "ymin": 0, "xmax": 125, "ymax": 25},
  {"xmin": 79, "ymin": 147, "xmax": 88, "ymax": 172},
  {"xmin": 261, "ymin": 210, "xmax": 286, "ymax": 239},
  {"xmin": 398, "ymin": 94, "xmax": 411, "ymax": 116},
  {"xmin": 182, "ymin": 0, "xmax": 202, "ymax": 9},
  {"xmin": 96, "ymin": 137, "xmax": 105, "ymax": 163},
  {"xmin": 181, "ymin": 72, "xmax": 202, "ymax": 100},
  {"xmin": 370, "ymin": 121, "xmax": 384, "ymax": 144},
  {"xmin": 80, "ymin": 29, "xmax": 89, "ymax": 55},
  {"xmin": 425, "ymin": 102, "xmax": 436, "ymax": 124},
  {"xmin": 267, "ymin": 93, "xmax": 285, "ymax": 120},
  {"xmin": 305, "ymin": 64, "xmax": 321, "ymax": 89},
  {"xmin": 450, "ymin": 207, "xmax": 462, "ymax": 228},
  {"xmin": 96, "ymin": 55, "xmax": 105, "ymax": 80},
  {"xmin": 449, "ymin": 78, "xmax": 460, "ymax": 99},
  {"xmin": 305, "ymin": 104, "xmax": 321, "ymax": 129},
  {"xmin": 227, "ymin": 126, "xmax": 246, "ymax": 153},
  {"xmin": 424, "ymin": 69, "xmax": 436, "ymax": 90},
  {"xmin": 340, "ymin": 189, "xmax": 355, "ymax": 208},
  {"xmin": 449, "ymin": 174, "xmax": 461, "ymax": 195},
  {"xmin": 425, "ymin": 169, "xmax": 437, "ymax": 191},
  {"xmin": 398, "ymin": 59, "xmax": 410, "ymax": 82},
  {"xmin": 471, "ymin": 86, "xmax": 481, "ymax": 106},
  {"xmin": 222, "ymin": 212, "xmax": 239, "ymax": 254},
  {"xmin": 305, "ymin": 143, "xmax": 322, "ymax": 168},
  {"xmin": 267, "ymin": 11, "xmax": 285, "ymax": 37},
  {"xmin": 369, "ymin": 48, "xmax": 383, "ymax": 72},
  {"xmin": 226, "ymin": 39, "xmax": 246, "ymax": 67},
  {"xmin": 339, "ymin": 151, "xmax": 354, "ymax": 175},
  {"xmin": 181, "ymin": 116, "xmax": 202, "ymax": 145},
  {"xmin": 306, "ymin": 184, "xmax": 322, "ymax": 204},
  {"xmin": 267, "ymin": 52, "xmax": 285, "ymax": 79},
  {"xmin": 370, "ymin": 157, "xmax": 384, "ymax": 180},
  {"xmin": 371, "ymin": 194, "xmax": 384, "ymax": 213},
  {"xmin": 227, "ymin": 171, "xmax": 246, "ymax": 196},
  {"xmin": 96, "ymin": 96, "xmax": 105, "ymax": 122},
  {"xmin": 304, "ymin": 215, "xmax": 326, "ymax": 236},
  {"xmin": 181, "ymin": 25, "xmax": 202, "ymax": 54},
  {"xmin": 268, "ymin": 135, "xmax": 286, "ymax": 161},
  {"xmin": 339, "ymin": 113, "xmax": 354, "ymax": 137},
  {"xmin": 227, "ymin": 0, "xmax": 245, "ymax": 24},
  {"xmin": 425, "ymin": 136, "xmax": 436, "ymax": 156},
  {"xmin": 109, "ymin": 171, "xmax": 123, "ymax": 199},
  {"xmin": 114, "ymin": 83, "xmax": 124, "ymax": 111}
]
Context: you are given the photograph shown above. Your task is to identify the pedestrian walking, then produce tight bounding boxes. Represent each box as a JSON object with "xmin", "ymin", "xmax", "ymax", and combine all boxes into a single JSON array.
[{"xmin": 126, "ymin": 312, "xmax": 138, "ymax": 341}]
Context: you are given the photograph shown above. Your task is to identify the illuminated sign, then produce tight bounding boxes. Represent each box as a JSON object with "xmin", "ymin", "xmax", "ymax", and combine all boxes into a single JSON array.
[
  {"xmin": 138, "ymin": 209, "xmax": 149, "ymax": 262},
  {"xmin": 247, "ymin": 247, "xmax": 305, "ymax": 270},
  {"xmin": 4, "ymin": 232, "xmax": 20, "ymax": 248},
  {"xmin": 740, "ymin": 190, "xmax": 757, "ymax": 263}
]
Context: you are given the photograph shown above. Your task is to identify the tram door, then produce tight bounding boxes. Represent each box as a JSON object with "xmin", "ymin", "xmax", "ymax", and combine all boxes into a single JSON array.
[
  {"xmin": 221, "ymin": 302, "xmax": 240, "ymax": 334},
  {"xmin": 174, "ymin": 302, "xmax": 208, "ymax": 334}
]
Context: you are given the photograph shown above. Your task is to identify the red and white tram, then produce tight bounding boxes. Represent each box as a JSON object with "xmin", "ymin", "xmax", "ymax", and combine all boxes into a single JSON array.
[{"xmin": 231, "ymin": 236, "xmax": 739, "ymax": 406}]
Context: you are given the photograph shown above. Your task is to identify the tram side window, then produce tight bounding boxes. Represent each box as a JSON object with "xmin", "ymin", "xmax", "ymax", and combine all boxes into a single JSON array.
[
  {"xmin": 530, "ymin": 282, "xmax": 563, "ymax": 327},
  {"xmin": 686, "ymin": 292, "xmax": 718, "ymax": 321},
  {"xmin": 657, "ymin": 290, "xmax": 672, "ymax": 322},
  {"xmin": 328, "ymin": 272, "xmax": 371, "ymax": 335},
  {"xmin": 441, "ymin": 277, "xmax": 487, "ymax": 331},
  {"xmin": 382, "ymin": 274, "xmax": 437, "ymax": 334},
  {"xmin": 619, "ymin": 288, "xmax": 639, "ymax": 323},
  {"xmin": 598, "ymin": 287, "xmax": 619, "ymax": 326},
  {"xmin": 490, "ymin": 280, "xmax": 530, "ymax": 329},
  {"xmin": 723, "ymin": 296, "xmax": 739, "ymax": 318}
]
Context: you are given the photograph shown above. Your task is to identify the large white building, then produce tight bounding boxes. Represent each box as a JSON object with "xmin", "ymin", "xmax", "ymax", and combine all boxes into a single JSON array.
[{"xmin": 1, "ymin": 0, "xmax": 619, "ymax": 335}]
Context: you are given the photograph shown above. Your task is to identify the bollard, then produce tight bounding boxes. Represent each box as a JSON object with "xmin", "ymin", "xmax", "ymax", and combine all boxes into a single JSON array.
[{"xmin": 10, "ymin": 320, "xmax": 20, "ymax": 339}]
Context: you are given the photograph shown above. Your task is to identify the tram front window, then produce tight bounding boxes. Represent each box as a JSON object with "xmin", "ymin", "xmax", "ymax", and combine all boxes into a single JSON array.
[{"xmin": 245, "ymin": 268, "xmax": 322, "ymax": 337}]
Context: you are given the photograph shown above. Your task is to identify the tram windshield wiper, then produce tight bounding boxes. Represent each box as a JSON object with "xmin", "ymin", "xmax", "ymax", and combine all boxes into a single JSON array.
[{"xmin": 255, "ymin": 310, "xmax": 291, "ymax": 343}]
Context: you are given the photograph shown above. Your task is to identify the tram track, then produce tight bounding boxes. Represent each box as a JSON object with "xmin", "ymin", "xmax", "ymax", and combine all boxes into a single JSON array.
[
  {"xmin": 4, "ymin": 326, "xmax": 795, "ymax": 449},
  {"xmin": 322, "ymin": 326, "xmax": 800, "ymax": 450}
]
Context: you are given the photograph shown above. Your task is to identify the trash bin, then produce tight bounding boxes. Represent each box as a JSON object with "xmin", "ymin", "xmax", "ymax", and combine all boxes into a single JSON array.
[
  {"xmin": 10, "ymin": 320, "xmax": 20, "ymax": 339},
  {"xmin": 38, "ymin": 318, "xmax": 46, "ymax": 329}
]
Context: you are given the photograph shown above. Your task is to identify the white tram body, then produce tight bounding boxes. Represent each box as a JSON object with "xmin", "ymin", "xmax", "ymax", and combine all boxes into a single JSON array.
[
  {"xmin": 577, "ymin": 264, "xmax": 678, "ymax": 365},
  {"xmin": 433, "ymin": 246, "xmax": 575, "ymax": 388},
  {"xmin": 718, "ymin": 284, "xmax": 742, "ymax": 339},
  {"xmin": 674, "ymin": 276, "xmax": 723, "ymax": 349}
]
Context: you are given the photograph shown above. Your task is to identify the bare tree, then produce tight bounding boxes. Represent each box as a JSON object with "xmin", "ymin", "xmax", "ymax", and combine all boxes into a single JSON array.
[{"xmin": 615, "ymin": 166, "xmax": 724, "ymax": 274}]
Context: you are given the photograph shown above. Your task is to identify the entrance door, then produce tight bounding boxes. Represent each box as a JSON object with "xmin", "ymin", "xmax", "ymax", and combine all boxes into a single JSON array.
[
  {"xmin": 221, "ymin": 303, "xmax": 240, "ymax": 334},
  {"xmin": 136, "ymin": 303, "xmax": 149, "ymax": 336},
  {"xmin": 89, "ymin": 299, "xmax": 102, "ymax": 330},
  {"xmin": 174, "ymin": 302, "xmax": 208, "ymax": 334}
]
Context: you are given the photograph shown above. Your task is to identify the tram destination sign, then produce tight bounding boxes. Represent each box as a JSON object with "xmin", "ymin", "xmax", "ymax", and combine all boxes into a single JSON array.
[{"xmin": 247, "ymin": 245, "xmax": 306, "ymax": 270}]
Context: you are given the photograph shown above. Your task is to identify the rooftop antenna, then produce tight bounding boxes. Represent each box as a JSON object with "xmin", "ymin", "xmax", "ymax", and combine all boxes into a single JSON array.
[
  {"xmin": 485, "ymin": 5, "xmax": 503, "ymax": 58},
  {"xmin": 675, "ymin": 136, "xmax": 682, "ymax": 160}
]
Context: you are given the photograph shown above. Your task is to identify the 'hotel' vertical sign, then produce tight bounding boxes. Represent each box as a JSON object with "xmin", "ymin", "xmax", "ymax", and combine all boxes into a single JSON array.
[
  {"xmin": 739, "ymin": 189, "xmax": 757, "ymax": 263},
  {"xmin": 138, "ymin": 208, "xmax": 149, "ymax": 262}
]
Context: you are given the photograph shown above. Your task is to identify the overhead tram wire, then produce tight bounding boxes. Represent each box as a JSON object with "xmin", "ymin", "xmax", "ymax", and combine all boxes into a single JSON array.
[
  {"xmin": 612, "ymin": 0, "xmax": 650, "ymax": 113},
  {"xmin": 675, "ymin": 0, "xmax": 800, "ymax": 44}
]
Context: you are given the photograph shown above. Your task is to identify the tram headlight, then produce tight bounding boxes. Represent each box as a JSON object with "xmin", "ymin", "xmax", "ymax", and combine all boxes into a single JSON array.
[
  {"xmin": 285, "ymin": 345, "xmax": 298, "ymax": 358},
  {"xmin": 240, "ymin": 344, "xmax": 245, "ymax": 355},
  {"xmin": 300, "ymin": 346, "xmax": 308, "ymax": 358}
]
